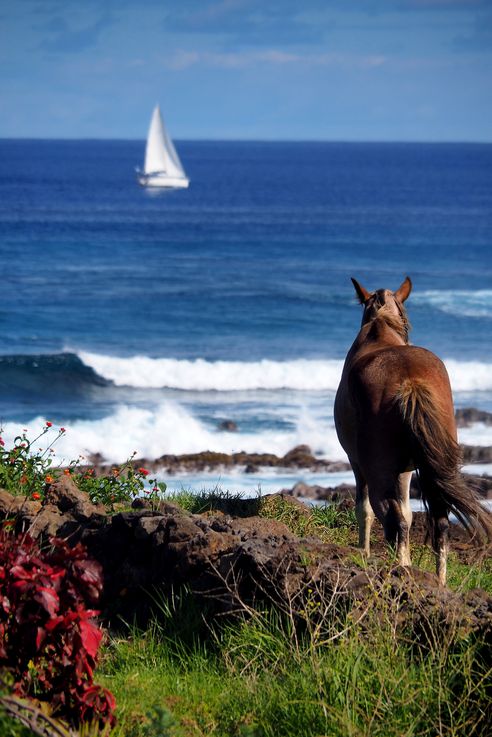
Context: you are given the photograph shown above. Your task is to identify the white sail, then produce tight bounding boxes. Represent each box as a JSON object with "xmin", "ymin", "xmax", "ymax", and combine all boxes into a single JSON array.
[{"xmin": 139, "ymin": 105, "xmax": 189, "ymax": 188}]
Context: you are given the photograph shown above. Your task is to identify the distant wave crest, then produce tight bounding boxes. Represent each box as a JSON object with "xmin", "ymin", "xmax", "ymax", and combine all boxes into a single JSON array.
[
  {"xmin": 78, "ymin": 351, "xmax": 492, "ymax": 393},
  {"xmin": 416, "ymin": 289, "xmax": 492, "ymax": 319},
  {"xmin": 1, "ymin": 351, "xmax": 492, "ymax": 397},
  {"xmin": 78, "ymin": 351, "xmax": 345, "ymax": 391},
  {"xmin": 0, "ymin": 352, "xmax": 109, "ymax": 396}
]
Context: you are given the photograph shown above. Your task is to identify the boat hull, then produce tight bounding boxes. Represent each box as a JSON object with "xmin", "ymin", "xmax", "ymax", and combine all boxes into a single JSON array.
[{"xmin": 138, "ymin": 173, "xmax": 189, "ymax": 189}]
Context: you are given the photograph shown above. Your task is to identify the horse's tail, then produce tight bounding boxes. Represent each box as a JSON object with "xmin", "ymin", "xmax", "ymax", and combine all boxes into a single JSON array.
[{"xmin": 397, "ymin": 379, "xmax": 492, "ymax": 546}]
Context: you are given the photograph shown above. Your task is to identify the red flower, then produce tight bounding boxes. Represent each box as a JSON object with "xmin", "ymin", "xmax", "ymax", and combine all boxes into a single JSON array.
[
  {"xmin": 138, "ymin": 467, "xmax": 150, "ymax": 476},
  {"xmin": 32, "ymin": 492, "xmax": 41, "ymax": 500},
  {"xmin": 45, "ymin": 474, "xmax": 54, "ymax": 484},
  {"xmin": 59, "ymin": 427, "xmax": 66, "ymax": 433},
  {"xmin": 45, "ymin": 421, "xmax": 53, "ymax": 428},
  {"xmin": 0, "ymin": 438, "xmax": 4, "ymax": 447}
]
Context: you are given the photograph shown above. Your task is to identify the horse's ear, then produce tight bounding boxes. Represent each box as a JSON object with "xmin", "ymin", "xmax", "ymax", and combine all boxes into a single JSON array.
[
  {"xmin": 351, "ymin": 277, "xmax": 371, "ymax": 304},
  {"xmin": 394, "ymin": 276, "xmax": 412, "ymax": 303}
]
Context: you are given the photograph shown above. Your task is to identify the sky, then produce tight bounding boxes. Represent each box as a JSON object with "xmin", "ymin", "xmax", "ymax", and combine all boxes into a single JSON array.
[{"xmin": 0, "ymin": 0, "xmax": 491, "ymax": 141}]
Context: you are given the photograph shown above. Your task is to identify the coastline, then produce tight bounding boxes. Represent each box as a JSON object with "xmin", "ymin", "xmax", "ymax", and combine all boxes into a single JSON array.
[{"xmin": 76, "ymin": 406, "xmax": 492, "ymax": 502}]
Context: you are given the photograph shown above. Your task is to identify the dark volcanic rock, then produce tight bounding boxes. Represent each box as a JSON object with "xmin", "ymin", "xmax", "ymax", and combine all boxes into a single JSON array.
[
  {"xmin": 44, "ymin": 475, "xmax": 107, "ymax": 521},
  {"xmin": 283, "ymin": 477, "xmax": 425, "ymax": 501},
  {"xmin": 462, "ymin": 445, "xmax": 492, "ymax": 464},
  {"xmin": 0, "ymin": 488, "xmax": 42, "ymax": 518},
  {"xmin": 456, "ymin": 407, "xmax": 492, "ymax": 427},
  {"xmin": 1, "ymin": 488, "xmax": 491, "ymax": 639},
  {"xmin": 92, "ymin": 446, "xmax": 352, "ymax": 476},
  {"xmin": 466, "ymin": 475, "xmax": 492, "ymax": 499},
  {"xmin": 284, "ymin": 481, "xmax": 356, "ymax": 501},
  {"xmin": 281, "ymin": 445, "xmax": 317, "ymax": 467},
  {"xmin": 2, "ymin": 476, "xmax": 108, "ymax": 541},
  {"xmin": 218, "ymin": 420, "xmax": 238, "ymax": 432}
]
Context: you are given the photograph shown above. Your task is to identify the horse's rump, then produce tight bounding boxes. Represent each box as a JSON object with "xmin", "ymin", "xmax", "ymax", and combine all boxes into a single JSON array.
[{"xmin": 397, "ymin": 378, "xmax": 491, "ymax": 544}]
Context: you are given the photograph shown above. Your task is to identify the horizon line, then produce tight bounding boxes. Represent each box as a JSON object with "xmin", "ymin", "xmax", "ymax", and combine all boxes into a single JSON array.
[{"xmin": 1, "ymin": 136, "xmax": 491, "ymax": 145}]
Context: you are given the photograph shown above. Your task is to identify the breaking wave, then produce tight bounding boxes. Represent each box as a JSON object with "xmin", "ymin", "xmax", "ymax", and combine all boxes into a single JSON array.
[
  {"xmin": 2, "ymin": 351, "xmax": 492, "ymax": 396},
  {"xmin": 79, "ymin": 351, "xmax": 492, "ymax": 394},
  {"xmin": 0, "ymin": 402, "xmax": 346, "ymax": 465},
  {"xmin": 78, "ymin": 351, "xmax": 344, "ymax": 391}
]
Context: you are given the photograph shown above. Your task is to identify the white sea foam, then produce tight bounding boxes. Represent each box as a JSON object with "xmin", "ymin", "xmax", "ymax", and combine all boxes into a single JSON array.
[
  {"xmin": 458, "ymin": 423, "xmax": 492, "ymax": 447},
  {"xmin": 1, "ymin": 400, "xmax": 490, "ymax": 479},
  {"xmin": 78, "ymin": 351, "xmax": 345, "ymax": 391},
  {"xmin": 78, "ymin": 351, "xmax": 492, "ymax": 394},
  {"xmin": 417, "ymin": 289, "xmax": 492, "ymax": 319},
  {"xmin": 161, "ymin": 469, "xmax": 357, "ymax": 497},
  {"xmin": 0, "ymin": 402, "xmax": 346, "ymax": 465},
  {"xmin": 462, "ymin": 463, "xmax": 492, "ymax": 476},
  {"xmin": 443, "ymin": 360, "xmax": 492, "ymax": 392}
]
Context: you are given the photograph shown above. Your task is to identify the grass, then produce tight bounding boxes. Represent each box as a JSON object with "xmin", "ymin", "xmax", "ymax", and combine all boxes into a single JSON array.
[
  {"xmin": 411, "ymin": 544, "xmax": 492, "ymax": 592},
  {"xmin": 95, "ymin": 494, "xmax": 491, "ymax": 737},
  {"xmin": 165, "ymin": 488, "xmax": 358, "ymax": 545},
  {"xmin": 98, "ymin": 584, "xmax": 491, "ymax": 737},
  {"xmin": 1, "ymin": 487, "xmax": 491, "ymax": 736}
]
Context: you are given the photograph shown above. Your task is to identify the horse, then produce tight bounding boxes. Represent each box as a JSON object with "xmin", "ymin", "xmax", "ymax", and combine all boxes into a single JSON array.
[{"xmin": 334, "ymin": 276, "xmax": 491, "ymax": 585}]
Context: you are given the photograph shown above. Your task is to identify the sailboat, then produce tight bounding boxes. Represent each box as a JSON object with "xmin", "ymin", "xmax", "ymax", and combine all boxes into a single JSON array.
[{"xmin": 137, "ymin": 105, "xmax": 189, "ymax": 189}]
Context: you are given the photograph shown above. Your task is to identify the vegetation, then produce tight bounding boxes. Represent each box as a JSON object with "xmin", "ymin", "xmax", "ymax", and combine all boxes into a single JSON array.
[
  {"xmin": 98, "ymin": 579, "xmax": 491, "ymax": 737},
  {"xmin": 0, "ymin": 423, "xmax": 64, "ymax": 499},
  {"xmin": 0, "ymin": 425, "xmax": 160, "ymax": 511},
  {"xmin": 96, "ymin": 491, "xmax": 491, "ymax": 737},
  {"xmin": 1, "ymin": 428, "xmax": 491, "ymax": 736},
  {"xmin": 165, "ymin": 487, "xmax": 358, "ymax": 544},
  {"xmin": 0, "ymin": 530, "xmax": 115, "ymax": 735}
]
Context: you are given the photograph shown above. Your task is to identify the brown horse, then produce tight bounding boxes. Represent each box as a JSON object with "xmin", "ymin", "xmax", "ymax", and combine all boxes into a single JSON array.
[{"xmin": 334, "ymin": 276, "xmax": 491, "ymax": 585}]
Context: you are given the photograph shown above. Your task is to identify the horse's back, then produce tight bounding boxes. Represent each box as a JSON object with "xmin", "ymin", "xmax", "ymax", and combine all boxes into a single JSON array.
[
  {"xmin": 336, "ymin": 343, "xmax": 455, "ymax": 461},
  {"xmin": 348, "ymin": 344, "xmax": 452, "ymax": 410}
]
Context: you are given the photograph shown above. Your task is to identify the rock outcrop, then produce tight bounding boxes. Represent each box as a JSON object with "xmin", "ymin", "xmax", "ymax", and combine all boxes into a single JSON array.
[
  {"xmin": 1, "ymin": 479, "xmax": 491, "ymax": 641},
  {"xmin": 455, "ymin": 407, "xmax": 492, "ymax": 427}
]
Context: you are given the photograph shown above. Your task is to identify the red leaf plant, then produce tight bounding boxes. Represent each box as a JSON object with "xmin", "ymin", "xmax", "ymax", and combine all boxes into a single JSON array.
[{"xmin": 0, "ymin": 529, "xmax": 116, "ymax": 729}]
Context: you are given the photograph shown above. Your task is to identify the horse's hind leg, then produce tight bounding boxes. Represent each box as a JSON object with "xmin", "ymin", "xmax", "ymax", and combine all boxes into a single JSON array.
[
  {"xmin": 434, "ymin": 513, "xmax": 449, "ymax": 586},
  {"xmin": 419, "ymin": 474, "xmax": 449, "ymax": 585},
  {"xmin": 397, "ymin": 471, "xmax": 413, "ymax": 567},
  {"xmin": 353, "ymin": 463, "xmax": 374, "ymax": 556},
  {"xmin": 368, "ymin": 471, "xmax": 412, "ymax": 567}
]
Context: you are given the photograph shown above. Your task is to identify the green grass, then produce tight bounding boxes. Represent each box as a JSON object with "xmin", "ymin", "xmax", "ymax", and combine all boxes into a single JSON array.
[
  {"xmin": 165, "ymin": 488, "xmax": 358, "ymax": 545},
  {"xmin": 2, "ymin": 488, "xmax": 491, "ymax": 736},
  {"xmin": 164, "ymin": 488, "xmax": 259, "ymax": 516},
  {"xmin": 258, "ymin": 493, "xmax": 357, "ymax": 544},
  {"xmin": 95, "ymin": 493, "xmax": 491, "ymax": 737},
  {"xmin": 411, "ymin": 544, "xmax": 492, "ymax": 592},
  {"xmin": 98, "ymin": 586, "xmax": 492, "ymax": 737}
]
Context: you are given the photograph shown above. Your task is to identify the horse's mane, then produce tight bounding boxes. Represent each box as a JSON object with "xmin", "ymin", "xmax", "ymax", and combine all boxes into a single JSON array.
[{"xmin": 371, "ymin": 301, "xmax": 411, "ymax": 343}]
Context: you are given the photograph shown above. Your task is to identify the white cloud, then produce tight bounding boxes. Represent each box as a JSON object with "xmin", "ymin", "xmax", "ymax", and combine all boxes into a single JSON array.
[{"xmin": 162, "ymin": 48, "xmax": 388, "ymax": 70}]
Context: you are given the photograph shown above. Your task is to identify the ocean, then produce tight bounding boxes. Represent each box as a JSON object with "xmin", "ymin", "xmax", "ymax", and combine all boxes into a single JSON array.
[{"xmin": 1, "ymin": 139, "xmax": 492, "ymax": 492}]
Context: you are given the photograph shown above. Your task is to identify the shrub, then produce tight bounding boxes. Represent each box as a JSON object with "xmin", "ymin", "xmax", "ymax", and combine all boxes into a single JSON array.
[
  {"xmin": 0, "ymin": 425, "xmax": 162, "ymax": 511},
  {"xmin": 70, "ymin": 457, "xmax": 161, "ymax": 510},
  {"xmin": 0, "ymin": 529, "xmax": 115, "ymax": 731},
  {"xmin": 0, "ymin": 424, "xmax": 65, "ymax": 500}
]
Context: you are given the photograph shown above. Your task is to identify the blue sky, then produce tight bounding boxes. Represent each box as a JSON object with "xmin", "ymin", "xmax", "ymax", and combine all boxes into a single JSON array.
[{"xmin": 1, "ymin": 0, "xmax": 491, "ymax": 141}]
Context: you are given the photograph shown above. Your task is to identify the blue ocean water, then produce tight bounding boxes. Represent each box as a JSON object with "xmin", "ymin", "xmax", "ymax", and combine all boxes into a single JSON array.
[{"xmin": 1, "ymin": 139, "xmax": 492, "ymax": 471}]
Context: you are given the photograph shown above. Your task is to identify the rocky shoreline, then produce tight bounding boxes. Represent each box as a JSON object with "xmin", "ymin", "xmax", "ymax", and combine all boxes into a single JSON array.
[
  {"xmin": 82, "ymin": 443, "xmax": 492, "ymax": 502},
  {"xmin": 85, "ymin": 407, "xmax": 492, "ymax": 465},
  {"xmin": 86, "ymin": 441, "xmax": 492, "ymax": 501},
  {"xmin": 77, "ymin": 407, "xmax": 492, "ymax": 503},
  {"xmin": 1, "ymin": 478, "xmax": 491, "ymax": 639}
]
